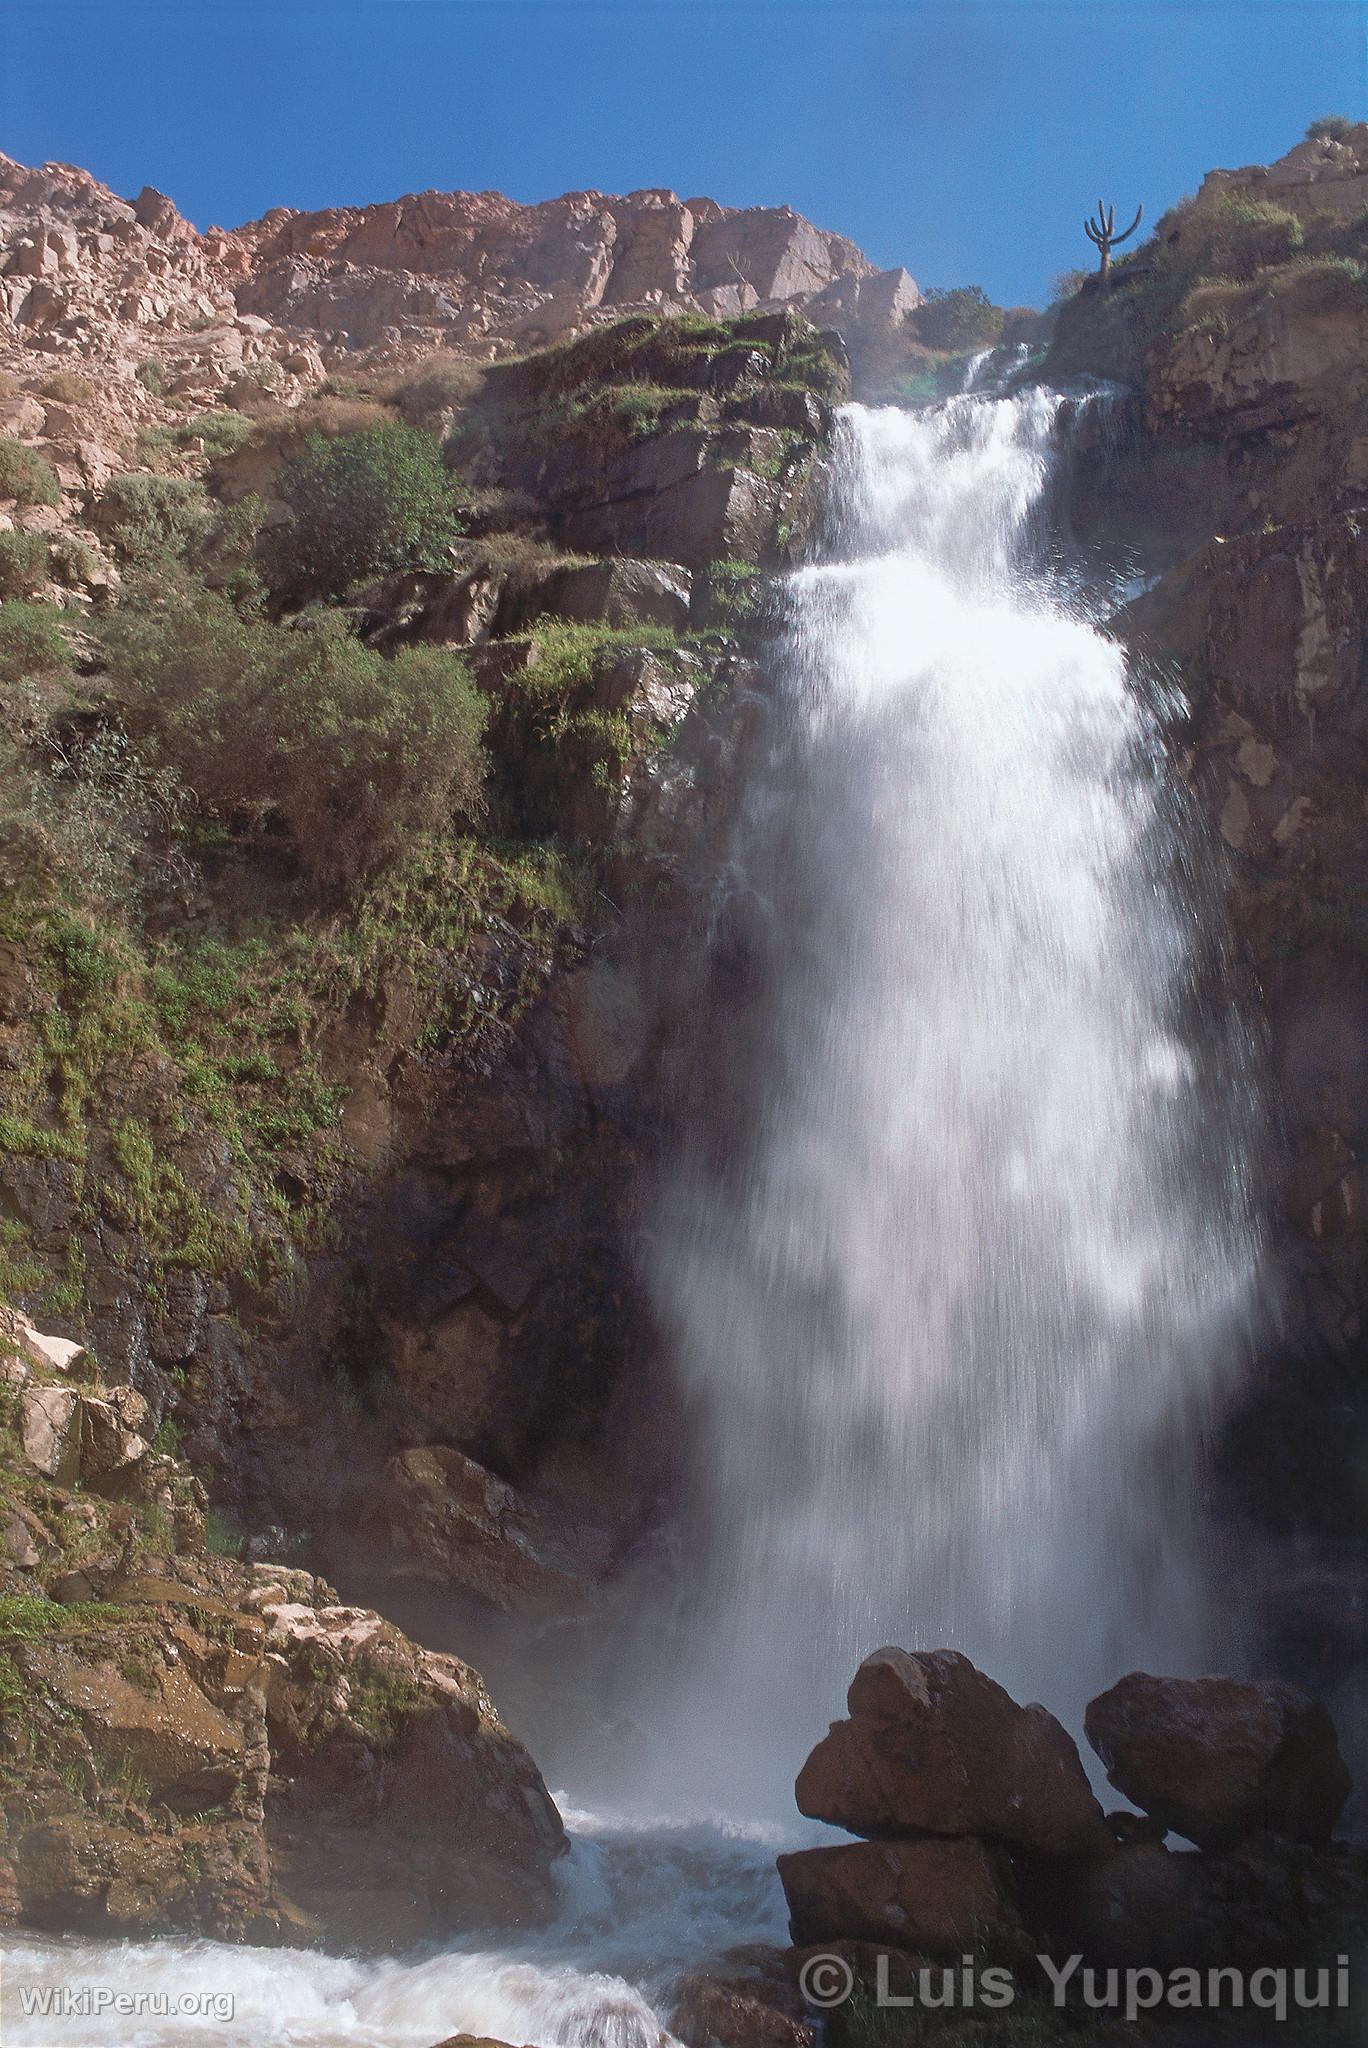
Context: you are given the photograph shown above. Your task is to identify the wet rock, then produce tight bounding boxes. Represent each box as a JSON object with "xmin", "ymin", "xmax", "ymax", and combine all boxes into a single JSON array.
[
  {"xmin": 671, "ymin": 1943, "xmax": 815, "ymax": 2048},
  {"xmin": 1084, "ymin": 1671, "xmax": 1352, "ymax": 1849},
  {"xmin": 796, "ymin": 1647, "xmax": 1110, "ymax": 1855},
  {"xmin": 258, "ymin": 1576, "xmax": 568, "ymax": 1943},
  {"xmin": 777, "ymin": 1837, "xmax": 1028, "ymax": 1960},
  {"xmin": 26, "ymin": 1639, "xmax": 246, "ymax": 1815}
]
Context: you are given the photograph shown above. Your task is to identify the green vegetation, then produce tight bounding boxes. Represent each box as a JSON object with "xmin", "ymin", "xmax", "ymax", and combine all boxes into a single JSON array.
[
  {"xmin": 104, "ymin": 581, "xmax": 485, "ymax": 888},
  {"xmin": 910, "ymin": 286, "xmax": 1006, "ymax": 351},
  {"xmin": 95, "ymin": 471, "xmax": 212, "ymax": 568},
  {"xmin": 0, "ymin": 437, "xmax": 60, "ymax": 508},
  {"xmin": 0, "ymin": 1597, "xmax": 125, "ymax": 1641},
  {"xmin": 0, "ymin": 531, "xmax": 49, "ymax": 600},
  {"xmin": 348, "ymin": 1663, "xmax": 427, "ymax": 1748},
  {"xmin": 0, "ymin": 599, "xmax": 70, "ymax": 685},
  {"xmin": 46, "ymin": 532, "xmax": 101, "ymax": 588},
  {"xmin": 138, "ymin": 411, "xmax": 254, "ymax": 468},
  {"xmin": 266, "ymin": 418, "xmax": 463, "ymax": 598}
]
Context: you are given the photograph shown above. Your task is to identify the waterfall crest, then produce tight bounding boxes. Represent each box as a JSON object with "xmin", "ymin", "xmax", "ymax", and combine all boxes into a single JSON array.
[{"xmin": 644, "ymin": 390, "xmax": 1262, "ymax": 1814}]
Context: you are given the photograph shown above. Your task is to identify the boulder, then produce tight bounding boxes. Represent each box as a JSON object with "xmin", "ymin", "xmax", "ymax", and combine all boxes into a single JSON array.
[
  {"xmin": 19, "ymin": 1384, "xmax": 83, "ymax": 1485},
  {"xmin": 533, "ymin": 558, "xmax": 692, "ymax": 633},
  {"xmin": 776, "ymin": 1837, "xmax": 1028, "ymax": 1960},
  {"xmin": 257, "ymin": 1579, "xmax": 568, "ymax": 1941},
  {"xmin": 1084, "ymin": 1672, "xmax": 1352, "ymax": 1849},
  {"xmin": 796, "ymin": 1647, "xmax": 1110, "ymax": 1856}
]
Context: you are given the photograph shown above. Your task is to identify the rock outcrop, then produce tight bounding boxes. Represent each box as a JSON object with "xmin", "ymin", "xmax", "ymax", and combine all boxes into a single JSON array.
[
  {"xmin": 779, "ymin": 1650, "xmax": 1362, "ymax": 1984},
  {"xmin": 0, "ymin": 1305, "xmax": 567, "ymax": 1948}
]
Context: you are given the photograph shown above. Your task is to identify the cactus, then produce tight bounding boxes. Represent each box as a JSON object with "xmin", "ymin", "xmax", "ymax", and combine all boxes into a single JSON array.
[{"xmin": 1084, "ymin": 200, "xmax": 1144, "ymax": 282}]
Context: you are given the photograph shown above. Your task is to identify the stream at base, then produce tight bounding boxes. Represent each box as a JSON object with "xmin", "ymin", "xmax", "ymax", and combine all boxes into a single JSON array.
[{"xmin": 0, "ymin": 1806, "xmax": 791, "ymax": 2047}]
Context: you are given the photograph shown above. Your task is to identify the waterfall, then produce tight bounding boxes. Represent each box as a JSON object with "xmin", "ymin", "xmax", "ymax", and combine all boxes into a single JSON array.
[{"xmin": 641, "ymin": 389, "xmax": 1262, "ymax": 1815}]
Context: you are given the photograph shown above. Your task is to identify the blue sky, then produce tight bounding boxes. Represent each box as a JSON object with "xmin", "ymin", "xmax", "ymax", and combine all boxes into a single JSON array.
[{"xmin": 1, "ymin": 1, "xmax": 1364, "ymax": 307}]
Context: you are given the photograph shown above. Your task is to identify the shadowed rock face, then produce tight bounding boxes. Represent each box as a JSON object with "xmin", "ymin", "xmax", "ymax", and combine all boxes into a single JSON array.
[{"xmin": 1084, "ymin": 1671, "xmax": 1352, "ymax": 1850}]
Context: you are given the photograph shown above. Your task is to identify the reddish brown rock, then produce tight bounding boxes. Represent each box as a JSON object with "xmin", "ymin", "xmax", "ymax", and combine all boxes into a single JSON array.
[
  {"xmin": 776, "ymin": 1837, "xmax": 1028, "ymax": 1959},
  {"xmin": 1084, "ymin": 1672, "xmax": 1351, "ymax": 1849},
  {"xmin": 796, "ymin": 1647, "xmax": 1110, "ymax": 1856},
  {"xmin": 670, "ymin": 1944, "xmax": 814, "ymax": 2048}
]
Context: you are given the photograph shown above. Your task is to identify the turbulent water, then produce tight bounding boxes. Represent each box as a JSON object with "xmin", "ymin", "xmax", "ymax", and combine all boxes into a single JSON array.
[
  {"xmin": 2, "ymin": 386, "xmax": 1263, "ymax": 2045},
  {"xmin": 638, "ymin": 389, "xmax": 1262, "ymax": 1814},
  {"xmin": 1, "ymin": 1807, "xmax": 790, "ymax": 2047}
]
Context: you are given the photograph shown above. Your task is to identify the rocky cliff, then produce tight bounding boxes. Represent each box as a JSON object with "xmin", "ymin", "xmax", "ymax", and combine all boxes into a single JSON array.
[{"xmin": 1043, "ymin": 124, "xmax": 1368, "ymax": 1739}]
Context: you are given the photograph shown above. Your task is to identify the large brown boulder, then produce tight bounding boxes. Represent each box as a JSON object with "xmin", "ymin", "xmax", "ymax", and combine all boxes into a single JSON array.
[
  {"xmin": 776, "ymin": 1837, "xmax": 1028, "ymax": 1960},
  {"xmin": 1084, "ymin": 1673, "xmax": 1351, "ymax": 1850},
  {"xmin": 796, "ymin": 1648, "xmax": 1110, "ymax": 1856}
]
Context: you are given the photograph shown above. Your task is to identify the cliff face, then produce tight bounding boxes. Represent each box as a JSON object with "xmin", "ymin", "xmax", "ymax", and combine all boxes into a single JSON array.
[
  {"xmin": 0, "ymin": 152, "xmax": 919, "ymax": 374},
  {"xmin": 1048, "ymin": 127, "xmax": 1368, "ymax": 1716}
]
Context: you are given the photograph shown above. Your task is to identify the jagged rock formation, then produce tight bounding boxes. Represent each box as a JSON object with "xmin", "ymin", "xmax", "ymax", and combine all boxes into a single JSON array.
[{"xmin": 0, "ymin": 151, "xmax": 918, "ymax": 378}]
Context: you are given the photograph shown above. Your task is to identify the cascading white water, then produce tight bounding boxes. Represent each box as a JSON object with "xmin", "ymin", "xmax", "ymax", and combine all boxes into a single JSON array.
[
  {"xmin": 0, "ymin": 385, "xmax": 1264, "ymax": 2048},
  {"xmin": 640, "ymin": 389, "xmax": 1261, "ymax": 1813}
]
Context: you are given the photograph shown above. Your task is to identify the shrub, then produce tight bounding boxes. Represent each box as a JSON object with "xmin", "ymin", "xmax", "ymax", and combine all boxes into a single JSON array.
[
  {"xmin": 104, "ymin": 585, "xmax": 486, "ymax": 886},
  {"xmin": 0, "ymin": 438, "xmax": 60, "ymax": 507},
  {"xmin": 1050, "ymin": 268, "xmax": 1090, "ymax": 304},
  {"xmin": 138, "ymin": 411, "xmax": 254, "ymax": 470},
  {"xmin": 1307, "ymin": 115, "xmax": 1354, "ymax": 142},
  {"xmin": 0, "ymin": 600, "xmax": 70, "ymax": 685},
  {"xmin": 1192, "ymin": 195, "xmax": 1303, "ymax": 280},
  {"xmin": 94, "ymin": 472, "xmax": 212, "ymax": 568},
  {"xmin": 39, "ymin": 370, "xmax": 91, "ymax": 406},
  {"xmin": 266, "ymin": 420, "xmax": 463, "ymax": 599},
  {"xmin": 0, "ymin": 532, "xmax": 49, "ymax": 600},
  {"xmin": 134, "ymin": 360, "xmax": 165, "ymax": 396},
  {"xmin": 46, "ymin": 532, "xmax": 102, "ymax": 588},
  {"xmin": 909, "ymin": 286, "xmax": 1006, "ymax": 351},
  {"xmin": 391, "ymin": 354, "xmax": 486, "ymax": 426}
]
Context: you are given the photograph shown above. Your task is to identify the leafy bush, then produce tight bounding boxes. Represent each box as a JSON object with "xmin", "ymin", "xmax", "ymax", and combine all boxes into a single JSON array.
[
  {"xmin": 0, "ymin": 532, "xmax": 49, "ymax": 599},
  {"xmin": 1307, "ymin": 115, "xmax": 1354, "ymax": 142},
  {"xmin": 104, "ymin": 584, "xmax": 485, "ymax": 886},
  {"xmin": 1050, "ymin": 268, "xmax": 1090, "ymax": 304},
  {"xmin": 47, "ymin": 533, "xmax": 102, "ymax": 588},
  {"xmin": 0, "ymin": 438, "xmax": 60, "ymax": 507},
  {"xmin": 0, "ymin": 600, "xmax": 70, "ymax": 685},
  {"xmin": 94, "ymin": 472, "xmax": 212, "ymax": 567},
  {"xmin": 267, "ymin": 420, "xmax": 463, "ymax": 599},
  {"xmin": 910, "ymin": 286, "xmax": 1006, "ymax": 351},
  {"xmin": 134, "ymin": 360, "xmax": 165, "ymax": 396}
]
